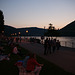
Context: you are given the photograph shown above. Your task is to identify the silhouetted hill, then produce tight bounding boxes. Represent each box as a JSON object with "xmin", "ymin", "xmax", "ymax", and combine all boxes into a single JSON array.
[
  {"xmin": 17, "ymin": 27, "xmax": 46, "ymax": 36},
  {"xmin": 4, "ymin": 25, "xmax": 17, "ymax": 36},
  {"xmin": 4, "ymin": 20, "xmax": 75, "ymax": 36},
  {"xmin": 60, "ymin": 21, "xmax": 75, "ymax": 36},
  {"xmin": 4, "ymin": 25, "xmax": 47, "ymax": 36}
]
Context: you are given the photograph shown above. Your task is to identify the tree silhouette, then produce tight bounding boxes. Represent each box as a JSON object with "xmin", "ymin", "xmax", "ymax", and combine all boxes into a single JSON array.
[
  {"xmin": 48, "ymin": 23, "xmax": 53, "ymax": 30},
  {"xmin": 45, "ymin": 23, "xmax": 60, "ymax": 36},
  {"xmin": 0, "ymin": 10, "xmax": 4, "ymax": 33}
]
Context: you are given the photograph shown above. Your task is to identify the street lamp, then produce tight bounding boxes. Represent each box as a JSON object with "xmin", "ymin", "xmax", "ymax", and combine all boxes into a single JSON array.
[
  {"xmin": 2, "ymin": 31, "xmax": 4, "ymax": 35},
  {"xmin": 19, "ymin": 32, "xmax": 21, "ymax": 35},
  {"xmin": 15, "ymin": 33, "xmax": 17, "ymax": 36},
  {"xmin": 26, "ymin": 30, "xmax": 29, "ymax": 41},
  {"xmin": 26, "ymin": 30, "xmax": 28, "ymax": 33},
  {"xmin": 26, "ymin": 30, "xmax": 28, "ymax": 36},
  {"xmin": 2, "ymin": 31, "xmax": 4, "ymax": 33},
  {"xmin": 18, "ymin": 32, "xmax": 21, "ymax": 43},
  {"xmin": 12, "ymin": 33, "xmax": 14, "ymax": 36}
]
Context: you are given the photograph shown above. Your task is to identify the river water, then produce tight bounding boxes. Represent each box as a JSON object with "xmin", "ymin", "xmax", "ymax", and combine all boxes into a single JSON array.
[
  {"xmin": 21, "ymin": 36, "xmax": 75, "ymax": 48},
  {"xmin": 55, "ymin": 37, "xmax": 75, "ymax": 48}
]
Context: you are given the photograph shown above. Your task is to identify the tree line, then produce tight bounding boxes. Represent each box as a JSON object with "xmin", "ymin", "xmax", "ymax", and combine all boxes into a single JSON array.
[{"xmin": 0, "ymin": 10, "xmax": 4, "ymax": 34}]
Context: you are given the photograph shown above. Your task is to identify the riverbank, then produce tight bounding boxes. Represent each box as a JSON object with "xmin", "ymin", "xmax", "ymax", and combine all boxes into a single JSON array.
[{"xmin": 19, "ymin": 42, "xmax": 75, "ymax": 74}]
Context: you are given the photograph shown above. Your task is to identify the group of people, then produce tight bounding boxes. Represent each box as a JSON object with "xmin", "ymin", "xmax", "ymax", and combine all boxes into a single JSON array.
[
  {"xmin": 0, "ymin": 52, "xmax": 10, "ymax": 61},
  {"xmin": 15, "ymin": 53, "xmax": 43, "ymax": 75},
  {"xmin": 0, "ymin": 35, "xmax": 11, "ymax": 61},
  {"xmin": 0, "ymin": 34, "xmax": 61, "ymax": 75},
  {"xmin": 0, "ymin": 34, "xmax": 44, "ymax": 75},
  {"xmin": 44, "ymin": 38, "xmax": 61, "ymax": 55},
  {"xmin": 0, "ymin": 38, "xmax": 43, "ymax": 75}
]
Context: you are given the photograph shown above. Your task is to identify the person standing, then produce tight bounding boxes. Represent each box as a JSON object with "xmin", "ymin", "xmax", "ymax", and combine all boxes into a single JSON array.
[
  {"xmin": 20, "ymin": 36, "xmax": 21, "ymax": 43},
  {"xmin": 44, "ymin": 38, "xmax": 48, "ymax": 55},
  {"xmin": 52, "ymin": 39, "xmax": 56, "ymax": 53},
  {"xmin": 56, "ymin": 40, "xmax": 61, "ymax": 50},
  {"xmin": 48, "ymin": 38, "xmax": 52, "ymax": 54}
]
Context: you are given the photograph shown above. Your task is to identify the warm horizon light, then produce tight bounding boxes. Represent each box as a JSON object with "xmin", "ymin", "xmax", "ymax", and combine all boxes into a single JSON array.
[{"xmin": 0, "ymin": 0, "xmax": 75, "ymax": 29}]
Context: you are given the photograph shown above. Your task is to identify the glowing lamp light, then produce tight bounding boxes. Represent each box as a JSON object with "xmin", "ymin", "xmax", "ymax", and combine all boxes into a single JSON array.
[
  {"xmin": 26, "ymin": 30, "xmax": 28, "ymax": 33},
  {"xmin": 2, "ymin": 31, "xmax": 4, "ymax": 33},
  {"xmin": 19, "ymin": 32, "xmax": 21, "ymax": 34},
  {"xmin": 15, "ymin": 33, "xmax": 17, "ymax": 35}
]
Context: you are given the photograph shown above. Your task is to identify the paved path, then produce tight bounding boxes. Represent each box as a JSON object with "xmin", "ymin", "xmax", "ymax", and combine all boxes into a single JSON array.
[{"xmin": 19, "ymin": 42, "xmax": 75, "ymax": 74}]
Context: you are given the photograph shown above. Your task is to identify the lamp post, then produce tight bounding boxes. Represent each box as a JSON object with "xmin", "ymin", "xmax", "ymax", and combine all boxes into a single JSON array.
[
  {"xmin": 19, "ymin": 32, "xmax": 21, "ymax": 35},
  {"xmin": 2, "ymin": 31, "xmax": 4, "ymax": 36},
  {"xmin": 26, "ymin": 30, "xmax": 28, "ymax": 36},
  {"xmin": 18, "ymin": 32, "xmax": 21, "ymax": 43},
  {"xmin": 26, "ymin": 30, "xmax": 28, "ymax": 37},
  {"xmin": 2, "ymin": 31, "xmax": 4, "ymax": 33},
  {"xmin": 26, "ymin": 30, "xmax": 28, "ymax": 42},
  {"xmin": 26, "ymin": 30, "xmax": 28, "ymax": 33},
  {"xmin": 13, "ymin": 33, "xmax": 14, "ymax": 36},
  {"xmin": 15, "ymin": 33, "xmax": 17, "ymax": 36}
]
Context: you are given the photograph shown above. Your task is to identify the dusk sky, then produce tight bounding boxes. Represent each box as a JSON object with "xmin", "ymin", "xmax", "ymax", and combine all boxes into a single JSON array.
[{"xmin": 0, "ymin": 0, "xmax": 75, "ymax": 29}]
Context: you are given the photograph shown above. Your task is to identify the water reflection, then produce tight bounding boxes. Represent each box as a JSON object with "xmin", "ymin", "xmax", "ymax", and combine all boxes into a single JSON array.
[{"xmin": 21, "ymin": 36, "xmax": 75, "ymax": 48}]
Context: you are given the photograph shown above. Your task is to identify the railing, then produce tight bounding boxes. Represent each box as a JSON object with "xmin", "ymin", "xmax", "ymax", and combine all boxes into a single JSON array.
[{"xmin": 60, "ymin": 41, "xmax": 75, "ymax": 48}]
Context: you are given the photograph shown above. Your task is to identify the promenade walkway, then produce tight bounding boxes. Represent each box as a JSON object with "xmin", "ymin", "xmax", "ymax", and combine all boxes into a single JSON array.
[{"xmin": 19, "ymin": 42, "xmax": 75, "ymax": 74}]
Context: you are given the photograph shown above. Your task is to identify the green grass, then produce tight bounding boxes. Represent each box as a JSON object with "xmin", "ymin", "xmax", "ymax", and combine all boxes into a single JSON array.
[{"xmin": 0, "ymin": 42, "xmax": 75, "ymax": 75}]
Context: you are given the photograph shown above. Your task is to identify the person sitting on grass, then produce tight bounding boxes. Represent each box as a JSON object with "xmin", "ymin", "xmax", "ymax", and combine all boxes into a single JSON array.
[
  {"xmin": 0, "ymin": 46, "xmax": 5, "ymax": 54},
  {"xmin": 0, "ymin": 53, "xmax": 10, "ymax": 61},
  {"xmin": 12, "ymin": 44, "xmax": 19, "ymax": 54},
  {"xmin": 22, "ymin": 53, "xmax": 30, "ymax": 68},
  {"xmin": 26, "ymin": 53, "xmax": 44, "ymax": 75},
  {"xmin": 12, "ymin": 44, "xmax": 23, "ymax": 56}
]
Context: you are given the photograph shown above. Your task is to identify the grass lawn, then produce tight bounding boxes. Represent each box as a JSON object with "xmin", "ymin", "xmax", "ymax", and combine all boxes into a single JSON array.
[{"xmin": 0, "ymin": 42, "xmax": 75, "ymax": 75}]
